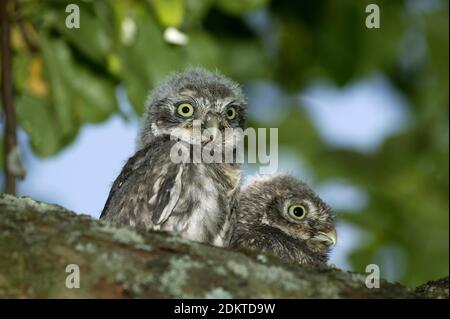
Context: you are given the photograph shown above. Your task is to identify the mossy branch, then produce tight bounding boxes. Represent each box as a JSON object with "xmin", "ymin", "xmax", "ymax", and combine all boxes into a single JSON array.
[{"xmin": 0, "ymin": 193, "xmax": 447, "ymax": 298}]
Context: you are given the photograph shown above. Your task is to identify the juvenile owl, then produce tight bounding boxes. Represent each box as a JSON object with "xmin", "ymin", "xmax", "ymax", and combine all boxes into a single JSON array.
[
  {"xmin": 230, "ymin": 175, "xmax": 337, "ymax": 265},
  {"xmin": 101, "ymin": 68, "xmax": 246, "ymax": 247}
]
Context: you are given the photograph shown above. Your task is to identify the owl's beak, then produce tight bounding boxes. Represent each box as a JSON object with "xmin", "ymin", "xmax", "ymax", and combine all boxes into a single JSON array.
[
  {"xmin": 316, "ymin": 228, "xmax": 337, "ymax": 246},
  {"xmin": 204, "ymin": 115, "xmax": 220, "ymax": 142}
]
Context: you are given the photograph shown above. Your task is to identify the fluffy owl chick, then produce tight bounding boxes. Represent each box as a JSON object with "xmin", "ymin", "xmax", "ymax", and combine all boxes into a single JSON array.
[
  {"xmin": 101, "ymin": 68, "xmax": 246, "ymax": 247},
  {"xmin": 230, "ymin": 175, "xmax": 337, "ymax": 265}
]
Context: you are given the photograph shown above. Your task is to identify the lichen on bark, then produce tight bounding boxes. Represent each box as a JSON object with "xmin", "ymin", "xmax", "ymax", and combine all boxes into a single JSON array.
[{"xmin": 0, "ymin": 193, "xmax": 447, "ymax": 298}]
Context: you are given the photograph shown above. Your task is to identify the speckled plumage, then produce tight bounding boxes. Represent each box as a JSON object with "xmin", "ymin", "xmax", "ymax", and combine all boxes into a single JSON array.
[
  {"xmin": 230, "ymin": 175, "xmax": 337, "ymax": 265},
  {"xmin": 101, "ymin": 68, "xmax": 246, "ymax": 247}
]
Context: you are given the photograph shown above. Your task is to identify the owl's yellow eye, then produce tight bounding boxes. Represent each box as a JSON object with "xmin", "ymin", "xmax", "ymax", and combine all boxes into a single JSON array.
[
  {"xmin": 177, "ymin": 103, "xmax": 194, "ymax": 117},
  {"xmin": 226, "ymin": 106, "xmax": 236, "ymax": 120},
  {"xmin": 288, "ymin": 205, "xmax": 307, "ymax": 220}
]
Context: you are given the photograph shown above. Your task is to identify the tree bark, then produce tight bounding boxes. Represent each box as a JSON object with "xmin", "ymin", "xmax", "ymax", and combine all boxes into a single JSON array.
[
  {"xmin": 0, "ymin": 193, "xmax": 447, "ymax": 298},
  {"xmin": 1, "ymin": 0, "xmax": 18, "ymax": 194}
]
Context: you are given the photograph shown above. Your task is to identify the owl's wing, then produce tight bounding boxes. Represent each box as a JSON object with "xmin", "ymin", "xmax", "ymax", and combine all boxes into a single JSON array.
[
  {"xmin": 100, "ymin": 138, "xmax": 185, "ymax": 229},
  {"xmin": 151, "ymin": 164, "xmax": 183, "ymax": 225},
  {"xmin": 100, "ymin": 146, "xmax": 150, "ymax": 220}
]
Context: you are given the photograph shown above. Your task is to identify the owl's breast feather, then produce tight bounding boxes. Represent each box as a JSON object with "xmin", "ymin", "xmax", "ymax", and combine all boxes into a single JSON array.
[{"xmin": 171, "ymin": 163, "xmax": 240, "ymax": 247}]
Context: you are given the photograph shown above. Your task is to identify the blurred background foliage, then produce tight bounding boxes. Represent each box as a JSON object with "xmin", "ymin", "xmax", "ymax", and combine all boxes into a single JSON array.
[{"xmin": 0, "ymin": 0, "xmax": 448, "ymax": 287}]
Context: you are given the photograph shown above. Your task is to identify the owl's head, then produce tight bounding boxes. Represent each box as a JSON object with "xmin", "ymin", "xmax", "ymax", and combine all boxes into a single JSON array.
[
  {"xmin": 138, "ymin": 68, "xmax": 246, "ymax": 149},
  {"xmin": 237, "ymin": 175, "xmax": 337, "ymax": 264}
]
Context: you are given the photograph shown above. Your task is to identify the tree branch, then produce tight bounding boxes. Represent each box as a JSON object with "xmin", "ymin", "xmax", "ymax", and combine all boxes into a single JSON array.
[
  {"xmin": 0, "ymin": 193, "xmax": 447, "ymax": 298},
  {"xmin": 1, "ymin": 0, "xmax": 18, "ymax": 194}
]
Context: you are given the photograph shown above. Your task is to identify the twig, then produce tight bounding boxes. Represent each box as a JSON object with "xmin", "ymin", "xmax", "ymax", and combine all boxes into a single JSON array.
[{"xmin": 1, "ymin": 0, "xmax": 18, "ymax": 194}]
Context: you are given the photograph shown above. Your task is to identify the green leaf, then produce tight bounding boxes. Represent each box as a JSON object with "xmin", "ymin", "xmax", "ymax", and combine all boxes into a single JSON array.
[
  {"xmin": 55, "ymin": 9, "xmax": 113, "ymax": 64},
  {"xmin": 40, "ymin": 37, "xmax": 74, "ymax": 136},
  {"xmin": 117, "ymin": 12, "xmax": 182, "ymax": 114},
  {"xmin": 182, "ymin": 32, "xmax": 222, "ymax": 69},
  {"xmin": 219, "ymin": 39, "xmax": 271, "ymax": 79},
  {"xmin": 151, "ymin": 0, "xmax": 185, "ymax": 27},
  {"xmin": 43, "ymin": 37, "xmax": 118, "ymax": 122},
  {"xmin": 12, "ymin": 52, "xmax": 31, "ymax": 94},
  {"xmin": 69, "ymin": 62, "xmax": 119, "ymax": 123},
  {"xmin": 34, "ymin": 35, "xmax": 118, "ymax": 154},
  {"xmin": 184, "ymin": 0, "xmax": 214, "ymax": 25},
  {"xmin": 16, "ymin": 94, "xmax": 62, "ymax": 157}
]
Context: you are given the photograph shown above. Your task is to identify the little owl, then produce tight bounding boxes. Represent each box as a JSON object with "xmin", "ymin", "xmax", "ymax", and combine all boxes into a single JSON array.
[
  {"xmin": 230, "ymin": 175, "xmax": 337, "ymax": 265},
  {"xmin": 100, "ymin": 68, "xmax": 246, "ymax": 247}
]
